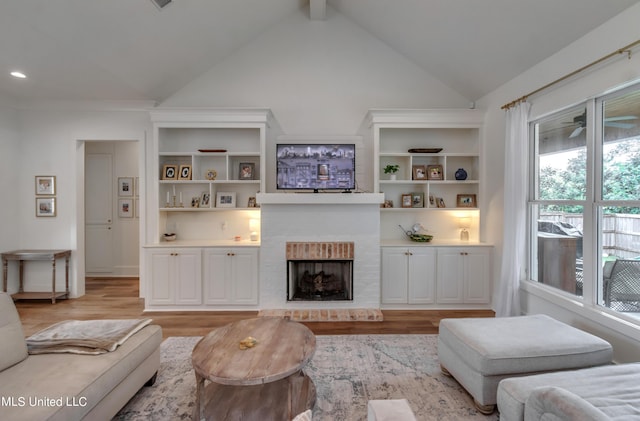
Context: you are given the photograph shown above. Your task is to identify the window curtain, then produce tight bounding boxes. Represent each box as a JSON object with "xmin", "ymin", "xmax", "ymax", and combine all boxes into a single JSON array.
[{"xmin": 496, "ymin": 101, "xmax": 530, "ymax": 317}]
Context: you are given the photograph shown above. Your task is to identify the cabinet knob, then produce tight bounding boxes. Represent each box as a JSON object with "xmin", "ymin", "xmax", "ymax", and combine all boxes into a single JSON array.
[
  {"xmin": 460, "ymin": 252, "xmax": 469, "ymax": 256},
  {"xmin": 227, "ymin": 252, "xmax": 235, "ymax": 257}
]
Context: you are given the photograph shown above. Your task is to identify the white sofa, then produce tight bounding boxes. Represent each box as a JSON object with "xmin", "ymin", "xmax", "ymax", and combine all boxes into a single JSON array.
[
  {"xmin": 0, "ymin": 292, "xmax": 162, "ymax": 420},
  {"xmin": 497, "ymin": 363, "xmax": 640, "ymax": 420}
]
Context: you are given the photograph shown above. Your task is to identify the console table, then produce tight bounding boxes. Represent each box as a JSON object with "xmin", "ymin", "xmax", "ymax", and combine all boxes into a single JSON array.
[{"xmin": 2, "ymin": 249, "xmax": 71, "ymax": 303}]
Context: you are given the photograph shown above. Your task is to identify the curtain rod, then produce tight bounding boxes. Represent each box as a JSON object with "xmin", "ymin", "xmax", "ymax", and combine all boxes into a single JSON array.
[{"xmin": 501, "ymin": 39, "xmax": 640, "ymax": 110}]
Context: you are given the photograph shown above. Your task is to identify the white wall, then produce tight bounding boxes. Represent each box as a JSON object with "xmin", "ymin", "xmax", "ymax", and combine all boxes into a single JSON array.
[
  {"xmin": 3, "ymin": 103, "xmax": 151, "ymax": 297},
  {"xmin": 162, "ymin": 6, "xmax": 470, "ymax": 134},
  {"xmin": 477, "ymin": 3, "xmax": 640, "ymax": 361},
  {"xmin": 0, "ymin": 103, "xmax": 20, "ymax": 254}
]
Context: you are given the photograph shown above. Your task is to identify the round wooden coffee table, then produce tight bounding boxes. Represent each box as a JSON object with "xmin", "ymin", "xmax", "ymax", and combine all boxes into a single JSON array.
[{"xmin": 191, "ymin": 317, "xmax": 317, "ymax": 421}]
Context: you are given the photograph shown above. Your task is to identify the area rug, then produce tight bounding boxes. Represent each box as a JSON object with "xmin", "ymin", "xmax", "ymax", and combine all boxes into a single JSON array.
[{"xmin": 113, "ymin": 335, "xmax": 498, "ymax": 420}]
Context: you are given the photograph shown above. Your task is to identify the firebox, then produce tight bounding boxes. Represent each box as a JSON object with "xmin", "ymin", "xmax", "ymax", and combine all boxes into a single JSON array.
[{"xmin": 286, "ymin": 242, "xmax": 354, "ymax": 302}]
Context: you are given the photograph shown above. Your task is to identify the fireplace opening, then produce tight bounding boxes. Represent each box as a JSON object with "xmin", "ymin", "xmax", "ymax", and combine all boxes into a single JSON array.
[{"xmin": 287, "ymin": 260, "xmax": 353, "ymax": 301}]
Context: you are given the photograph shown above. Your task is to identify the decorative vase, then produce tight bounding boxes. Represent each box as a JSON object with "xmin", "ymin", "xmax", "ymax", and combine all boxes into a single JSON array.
[
  {"xmin": 389, "ymin": 174, "xmax": 397, "ymax": 181},
  {"xmin": 455, "ymin": 168, "xmax": 468, "ymax": 180}
]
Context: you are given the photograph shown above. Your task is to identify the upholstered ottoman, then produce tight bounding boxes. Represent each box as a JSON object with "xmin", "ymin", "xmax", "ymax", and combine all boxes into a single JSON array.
[{"xmin": 437, "ymin": 314, "xmax": 612, "ymax": 414}]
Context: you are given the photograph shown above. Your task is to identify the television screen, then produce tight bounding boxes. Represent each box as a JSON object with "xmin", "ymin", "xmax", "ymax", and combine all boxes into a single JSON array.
[{"xmin": 276, "ymin": 144, "xmax": 356, "ymax": 191}]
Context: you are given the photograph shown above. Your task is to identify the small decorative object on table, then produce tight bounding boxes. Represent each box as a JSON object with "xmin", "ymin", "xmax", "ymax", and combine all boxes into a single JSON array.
[
  {"xmin": 205, "ymin": 169, "xmax": 217, "ymax": 180},
  {"xmin": 239, "ymin": 336, "xmax": 258, "ymax": 350},
  {"xmin": 163, "ymin": 233, "xmax": 176, "ymax": 241}
]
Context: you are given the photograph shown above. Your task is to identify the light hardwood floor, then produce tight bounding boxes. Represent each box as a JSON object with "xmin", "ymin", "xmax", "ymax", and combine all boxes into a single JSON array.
[{"xmin": 14, "ymin": 278, "xmax": 494, "ymax": 339}]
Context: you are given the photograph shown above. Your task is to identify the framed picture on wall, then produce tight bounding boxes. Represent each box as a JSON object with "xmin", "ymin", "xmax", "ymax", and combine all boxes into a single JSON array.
[
  {"xmin": 118, "ymin": 177, "xmax": 134, "ymax": 197},
  {"xmin": 118, "ymin": 198, "xmax": 134, "ymax": 218},
  {"xmin": 36, "ymin": 197, "xmax": 56, "ymax": 217},
  {"xmin": 35, "ymin": 176, "xmax": 56, "ymax": 195}
]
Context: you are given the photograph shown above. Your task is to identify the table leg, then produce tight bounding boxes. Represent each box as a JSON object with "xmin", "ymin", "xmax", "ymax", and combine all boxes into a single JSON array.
[
  {"xmin": 51, "ymin": 257, "xmax": 57, "ymax": 304},
  {"xmin": 18, "ymin": 260, "xmax": 24, "ymax": 294},
  {"xmin": 64, "ymin": 254, "xmax": 70, "ymax": 298},
  {"xmin": 2, "ymin": 258, "xmax": 7, "ymax": 293},
  {"xmin": 194, "ymin": 372, "xmax": 205, "ymax": 421}
]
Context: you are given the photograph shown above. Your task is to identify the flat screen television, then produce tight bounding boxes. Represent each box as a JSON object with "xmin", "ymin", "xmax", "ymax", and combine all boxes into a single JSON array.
[{"xmin": 276, "ymin": 144, "xmax": 356, "ymax": 191}]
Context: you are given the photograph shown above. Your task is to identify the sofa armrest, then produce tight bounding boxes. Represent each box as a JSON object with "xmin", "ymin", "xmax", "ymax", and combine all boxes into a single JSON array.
[{"xmin": 524, "ymin": 386, "xmax": 610, "ymax": 421}]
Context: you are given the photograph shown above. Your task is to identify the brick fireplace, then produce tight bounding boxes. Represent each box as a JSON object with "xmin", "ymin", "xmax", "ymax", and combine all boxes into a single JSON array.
[
  {"xmin": 286, "ymin": 242, "xmax": 354, "ymax": 301},
  {"xmin": 256, "ymin": 193, "xmax": 384, "ymax": 309}
]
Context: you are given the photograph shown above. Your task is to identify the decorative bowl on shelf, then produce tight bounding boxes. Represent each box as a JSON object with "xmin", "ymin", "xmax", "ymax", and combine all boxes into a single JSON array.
[
  {"xmin": 163, "ymin": 233, "xmax": 177, "ymax": 241},
  {"xmin": 408, "ymin": 234, "xmax": 433, "ymax": 242}
]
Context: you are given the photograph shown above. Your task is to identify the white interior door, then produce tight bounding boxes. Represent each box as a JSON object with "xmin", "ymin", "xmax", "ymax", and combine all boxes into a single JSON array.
[{"xmin": 85, "ymin": 152, "xmax": 114, "ymax": 273}]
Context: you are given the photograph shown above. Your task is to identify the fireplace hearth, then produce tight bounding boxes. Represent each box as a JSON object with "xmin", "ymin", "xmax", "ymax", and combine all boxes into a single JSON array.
[{"xmin": 286, "ymin": 242, "xmax": 354, "ymax": 302}]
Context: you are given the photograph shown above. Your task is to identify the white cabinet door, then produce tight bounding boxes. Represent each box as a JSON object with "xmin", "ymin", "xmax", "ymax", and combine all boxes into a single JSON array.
[
  {"xmin": 408, "ymin": 248, "xmax": 436, "ymax": 304},
  {"xmin": 464, "ymin": 248, "xmax": 491, "ymax": 303},
  {"xmin": 231, "ymin": 249, "xmax": 259, "ymax": 304},
  {"xmin": 203, "ymin": 248, "xmax": 259, "ymax": 305},
  {"xmin": 436, "ymin": 249, "xmax": 465, "ymax": 303},
  {"xmin": 146, "ymin": 248, "xmax": 202, "ymax": 306},
  {"xmin": 174, "ymin": 250, "xmax": 202, "ymax": 305},
  {"xmin": 381, "ymin": 248, "xmax": 409, "ymax": 304},
  {"xmin": 437, "ymin": 247, "xmax": 491, "ymax": 304}
]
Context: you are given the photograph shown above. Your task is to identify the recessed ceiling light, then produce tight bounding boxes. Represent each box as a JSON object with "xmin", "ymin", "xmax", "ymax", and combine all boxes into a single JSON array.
[{"xmin": 10, "ymin": 71, "xmax": 27, "ymax": 79}]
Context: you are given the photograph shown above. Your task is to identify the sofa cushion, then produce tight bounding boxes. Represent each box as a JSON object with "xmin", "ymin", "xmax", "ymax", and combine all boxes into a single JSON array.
[
  {"xmin": 498, "ymin": 362, "xmax": 640, "ymax": 421},
  {"xmin": 0, "ymin": 292, "xmax": 28, "ymax": 371},
  {"xmin": 524, "ymin": 386, "xmax": 610, "ymax": 421},
  {"xmin": 0, "ymin": 324, "xmax": 162, "ymax": 421}
]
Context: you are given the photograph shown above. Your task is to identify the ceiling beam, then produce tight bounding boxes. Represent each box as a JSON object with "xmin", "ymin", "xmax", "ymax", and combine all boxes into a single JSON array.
[{"xmin": 309, "ymin": 0, "xmax": 326, "ymax": 20}]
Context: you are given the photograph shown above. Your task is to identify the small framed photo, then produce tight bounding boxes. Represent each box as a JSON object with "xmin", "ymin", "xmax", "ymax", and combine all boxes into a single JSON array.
[
  {"xmin": 429, "ymin": 195, "xmax": 435, "ymax": 207},
  {"xmin": 412, "ymin": 165, "xmax": 427, "ymax": 180},
  {"xmin": 401, "ymin": 194, "xmax": 413, "ymax": 208},
  {"xmin": 162, "ymin": 165, "xmax": 178, "ymax": 180},
  {"xmin": 118, "ymin": 198, "xmax": 134, "ymax": 218},
  {"xmin": 35, "ymin": 176, "xmax": 56, "ymax": 195},
  {"xmin": 239, "ymin": 163, "xmax": 255, "ymax": 180},
  {"xmin": 36, "ymin": 197, "xmax": 56, "ymax": 217},
  {"xmin": 201, "ymin": 192, "xmax": 211, "ymax": 207},
  {"xmin": 216, "ymin": 192, "xmax": 236, "ymax": 208},
  {"xmin": 191, "ymin": 196, "xmax": 200, "ymax": 208},
  {"xmin": 457, "ymin": 194, "xmax": 477, "ymax": 208},
  {"xmin": 118, "ymin": 177, "xmax": 134, "ymax": 197},
  {"xmin": 382, "ymin": 199, "xmax": 394, "ymax": 208},
  {"xmin": 247, "ymin": 196, "xmax": 257, "ymax": 208},
  {"xmin": 179, "ymin": 164, "xmax": 192, "ymax": 180},
  {"xmin": 437, "ymin": 197, "xmax": 446, "ymax": 208},
  {"xmin": 427, "ymin": 165, "xmax": 444, "ymax": 180},
  {"xmin": 411, "ymin": 192, "xmax": 424, "ymax": 208}
]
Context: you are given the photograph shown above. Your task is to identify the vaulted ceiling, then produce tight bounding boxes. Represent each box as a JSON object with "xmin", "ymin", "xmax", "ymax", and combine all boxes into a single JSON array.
[{"xmin": 1, "ymin": 0, "xmax": 638, "ymax": 103}]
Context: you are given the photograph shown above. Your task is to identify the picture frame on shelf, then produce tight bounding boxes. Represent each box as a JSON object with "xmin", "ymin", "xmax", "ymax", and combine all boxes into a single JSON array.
[
  {"xmin": 239, "ymin": 163, "xmax": 255, "ymax": 180},
  {"xmin": 427, "ymin": 165, "xmax": 444, "ymax": 180},
  {"xmin": 179, "ymin": 164, "xmax": 192, "ymax": 180},
  {"xmin": 191, "ymin": 196, "xmax": 200, "ymax": 208},
  {"xmin": 382, "ymin": 199, "xmax": 394, "ymax": 208},
  {"xmin": 247, "ymin": 196, "xmax": 257, "ymax": 208},
  {"xmin": 411, "ymin": 192, "xmax": 424, "ymax": 208},
  {"xmin": 201, "ymin": 192, "xmax": 211, "ymax": 207},
  {"xmin": 35, "ymin": 197, "xmax": 56, "ymax": 217},
  {"xmin": 118, "ymin": 177, "xmax": 134, "ymax": 197},
  {"xmin": 412, "ymin": 165, "xmax": 427, "ymax": 180},
  {"xmin": 205, "ymin": 169, "xmax": 217, "ymax": 180},
  {"xmin": 457, "ymin": 194, "xmax": 477, "ymax": 208},
  {"xmin": 429, "ymin": 195, "xmax": 435, "ymax": 207},
  {"xmin": 162, "ymin": 165, "xmax": 178, "ymax": 180},
  {"xmin": 437, "ymin": 197, "xmax": 446, "ymax": 208},
  {"xmin": 118, "ymin": 198, "xmax": 133, "ymax": 218},
  {"xmin": 216, "ymin": 192, "xmax": 236, "ymax": 208},
  {"xmin": 401, "ymin": 194, "xmax": 413, "ymax": 208},
  {"xmin": 35, "ymin": 176, "xmax": 55, "ymax": 196}
]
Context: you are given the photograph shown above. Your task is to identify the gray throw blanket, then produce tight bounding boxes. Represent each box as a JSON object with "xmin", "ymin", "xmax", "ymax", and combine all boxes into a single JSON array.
[{"xmin": 27, "ymin": 318, "xmax": 152, "ymax": 355}]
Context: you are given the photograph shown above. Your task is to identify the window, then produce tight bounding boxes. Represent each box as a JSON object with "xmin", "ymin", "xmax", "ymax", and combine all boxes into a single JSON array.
[{"xmin": 529, "ymin": 83, "xmax": 640, "ymax": 319}]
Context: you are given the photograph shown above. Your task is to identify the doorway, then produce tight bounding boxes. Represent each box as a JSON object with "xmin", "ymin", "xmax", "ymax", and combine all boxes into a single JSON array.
[{"xmin": 85, "ymin": 141, "xmax": 139, "ymax": 277}]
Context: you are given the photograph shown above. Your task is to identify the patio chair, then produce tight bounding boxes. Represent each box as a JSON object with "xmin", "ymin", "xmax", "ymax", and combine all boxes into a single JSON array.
[{"xmin": 604, "ymin": 259, "xmax": 640, "ymax": 312}]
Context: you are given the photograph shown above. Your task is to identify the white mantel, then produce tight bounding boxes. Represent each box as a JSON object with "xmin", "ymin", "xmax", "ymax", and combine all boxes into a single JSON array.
[
  {"xmin": 258, "ymin": 193, "xmax": 384, "ymax": 309},
  {"xmin": 256, "ymin": 193, "xmax": 384, "ymax": 205}
]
